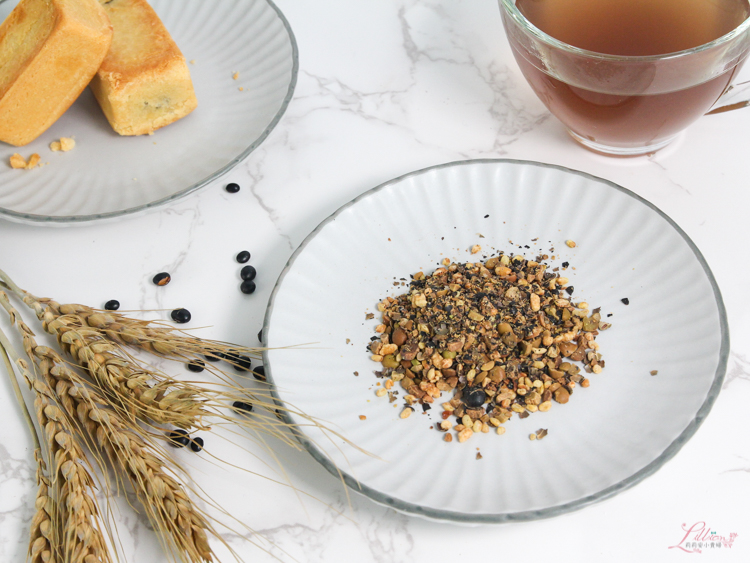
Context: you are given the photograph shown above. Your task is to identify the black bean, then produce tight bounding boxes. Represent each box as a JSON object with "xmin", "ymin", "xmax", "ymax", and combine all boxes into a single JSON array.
[
  {"xmin": 153, "ymin": 272, "xmax": 171, "ymax": 286},
  {"xmin": 167, "ymin": 429, "xmax": 189, "ymax": 448},
  {"xmin": 240, "ymin": 265, "xmax": 256, "ymax": 281},
  {"xmin": 225, "ymin": 183, "xmax": 240, "ymax": 193},
  {"xmin": 233, "ymin": 401, "xmax": 253, "ymax": 413},
  {"xmin": 204, "ymin": 353, "xmax": 221, "ymax": 362},
  {"xmin": 236, "ymin": 250, "xmax": 251, "ymax": 263},
  {"xmin": 565, "ymin": 286, "xmax": 574, "ymax": 295},
  {"xmin": 229, "ymin": 354, "xmax": 252, "ymax": 372},
  {"xmin": 189, "ymin": 436, "xmax": 204, "ymax": 453},
  {"xmin": 187, "ymin": 359, "xmax": 205, "ymax": 373},
  {"xmin": 253, "ymin": 365, "xmax": 266, "ymax": 382},
  {"xmin": 104, "ymin": 300, "xmax": 120, "ymax": 311},
  {"xmin": 171, "ymin": 308, "xmax": 191, "ymax": 323},
  {"xmin": 240, "ymin": 280, "xmax": 256, "ymax": 294},
  {"xmin": 465, "ymin": 388, "xmax": 486, "ymax": 408},
  {"xmin": 621, "ymin": 298, "xmax": 630, "ymax": 305}
]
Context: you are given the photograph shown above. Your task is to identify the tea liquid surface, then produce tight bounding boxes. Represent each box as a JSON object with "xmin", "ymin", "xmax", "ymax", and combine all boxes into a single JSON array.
[{"xmin": 516, "ymin": 0, "xmax": 750, "ymax": 56}]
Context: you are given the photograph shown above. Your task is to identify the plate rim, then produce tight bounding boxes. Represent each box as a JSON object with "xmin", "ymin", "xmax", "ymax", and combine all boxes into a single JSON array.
[
  {"xmin": 262, "ymin": 158, "xmax": 730, "ymax": 523},
  {"xmin": 0, "ymin": 0, "xmax": 299, "ymax": 225}
]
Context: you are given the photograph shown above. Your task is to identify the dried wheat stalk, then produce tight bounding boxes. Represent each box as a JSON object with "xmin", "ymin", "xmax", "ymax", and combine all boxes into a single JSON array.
[
  {"xmin": 30, "ymin": 298, "xmax": 211, "ymax": 429},
  {"xmin": 9, "ymin": 288, "xmax": 308, "ymax": 448},
  {"xmin": 34, "ymin": 349, "xmax": 218, "ymax": 563},
  {"xmin": 2, "ymin": 290, "xmax": 218, "ymax": 562},
  {"xmin": 0, "ymin": 309, "xmax": 109, "ymax": 563},
  {"xmin": 13, "ymin": 288, "xmax": 283, "ymax": 430},
  {"xmin": 29, "ymin": 449, "xmax": 57, "ymax": 563},
  {"xmin": 0, "ymin": 270, "xmax": 362, "ymax": 563}
]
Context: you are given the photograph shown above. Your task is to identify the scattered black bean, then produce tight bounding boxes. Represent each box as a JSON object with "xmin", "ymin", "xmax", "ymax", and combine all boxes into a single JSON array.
[
  {"xmin": 233, "ymin": 401, "xmax": 253, "ymax": 413},
  {"xmin": 204, "ymin": 353, "xmax": 221, "ymax": 362},
  {"xmin": 253, "ymin": 365, "xmax": 266, "ymax": 381},
  {"xmin": 230, "ymin": 354, "xmax": 252, "ymax": 372},
  {"xmin": 464, "ymin": 388, "xmax": 486, "ymax": 408},
  {"xmin": 167, "ymin": 429, "xmax": 190, "ymax": 448},
  {"xmin": 562, "ymin": 261, "xmax": 569, "ymax": 268},
  {"xmin": 565, "ymin": 286, "xmax": 574, "ymax": 295},
  {"xmin": 225, "ymin": 182, "xmax": 240, "ymax": 193},
  {"xmin": 171, "ymin": 308, "xmax": 191, "ymax": 323},
  {"xmin": 621, "ymin": 297, "xmax": 630, "ymax": 305},
  {"xmin": 187, "ymin": 359, "xmax": 205, "ymax": 373},
  {"xmin": 189, "ymin": 436, "xmax": 204, "ymax": 453},
  {"xmin": 240, "ymin": 265, "xmax": 256, "ymax": 281},
  {"xmin": 236, "ymin": 250, "xmax": 251, "ymax": 263},
  {"xmin": 153, "ymin": 272, "xmax": 171, "ymax": 286},
  {"xmin": 240, "ymin": 280, "xmax": 256, "ymax": 294},
  {"xmin": 104, "ymin": 300, "xmax": 120, "ymax": 311}
]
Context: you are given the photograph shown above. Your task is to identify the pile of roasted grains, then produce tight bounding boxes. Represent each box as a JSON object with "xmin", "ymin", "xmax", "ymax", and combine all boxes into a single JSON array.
[{"xmin": 369, "ymin": 251, "xmax": 610, "ymax": 443}]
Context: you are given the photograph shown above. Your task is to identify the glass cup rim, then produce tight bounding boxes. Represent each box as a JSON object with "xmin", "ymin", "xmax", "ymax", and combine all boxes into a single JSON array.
[{"xmin": 499, "ymin": 0, "xmax": 750, "ymax": 62}]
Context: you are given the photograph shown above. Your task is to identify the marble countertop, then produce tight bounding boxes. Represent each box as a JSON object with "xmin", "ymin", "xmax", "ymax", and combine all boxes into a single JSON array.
[{"xmin": 1, "ymin": 0, "xmax": 749, "ymax": 561}]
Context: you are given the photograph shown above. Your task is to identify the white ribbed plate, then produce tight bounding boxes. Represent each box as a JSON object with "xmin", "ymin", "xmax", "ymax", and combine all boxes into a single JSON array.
[
  {"xmin": 263, "ymin": 159, "xmax": 728, "ymax": 523},
  {"xmin": 0, "ymin": 0, "xmax": 296, "ymax": 224}
]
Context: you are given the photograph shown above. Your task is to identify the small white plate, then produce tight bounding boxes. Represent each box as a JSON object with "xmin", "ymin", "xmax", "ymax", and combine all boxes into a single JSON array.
[
  {"xmin": 263, "ymin": 159, "xmax": 728, "ymax": 523},
  {"xmin": 0, "ymin": 0, "xmax": 297, "ymax": 224}
]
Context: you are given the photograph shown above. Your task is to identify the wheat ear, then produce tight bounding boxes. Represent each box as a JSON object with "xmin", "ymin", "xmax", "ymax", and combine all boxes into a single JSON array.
[
  {"xmin": 0, "ymin": 307, "xmax": 108, "ymax": 563},
  {"xmin": 7, "ymin": 310, "xmax": 219, "ymax": 563},
  {"xmin": 29, "ymin": 449, "xmax": 58, "ymax": 563},
  {"xmin": 23, "ymin": 297, "xmax": 212, "ymax": 430},
  {"xmin": 0, "ymin": 331, "xmax": 59, "ymax": 563},
  {"xmin": 3, "ymin": 294, "xmax": 216, "ymax": 562},
  {"xmin": 17, "ymin": 293, "xmax": 305, "ymax": 444}
]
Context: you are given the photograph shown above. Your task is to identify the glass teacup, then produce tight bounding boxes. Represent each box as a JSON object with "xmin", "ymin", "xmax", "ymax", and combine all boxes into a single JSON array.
[{"xmin": 499, "ymin": 0, "xmax": 750, "ymax": 156}]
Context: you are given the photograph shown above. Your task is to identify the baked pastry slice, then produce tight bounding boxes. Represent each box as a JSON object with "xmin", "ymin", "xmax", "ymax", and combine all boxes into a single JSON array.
[
  {"xmin": 0, "ymin": 0, "xmax": 113, "ymax": 146},
  {"xmin": 90, "ymin": 0, "xmax": 198, "ymax": 136}
]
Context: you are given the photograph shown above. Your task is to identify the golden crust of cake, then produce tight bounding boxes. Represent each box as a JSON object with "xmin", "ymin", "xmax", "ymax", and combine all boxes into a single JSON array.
[
  {"xmin": 90, "ymin": 0, "xmax": 197, "ymax": 136},
  {"xmin": 0, "ymin": 0, "xmax": 113, "ymax": 146}
]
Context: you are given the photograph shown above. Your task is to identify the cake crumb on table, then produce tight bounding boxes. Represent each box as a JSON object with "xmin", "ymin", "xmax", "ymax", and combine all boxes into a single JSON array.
[
  {"xmin": 50, "ymin": 137, "xmax": 76, "ymax": 152},
  {"xmin": 9, "ymin": 153, "xmax": 26, "ymax": 169},
  {"xmin": 26, "ymin": 153, "xmax": 41, "ymax": 169},
  {"xmin": 10, "ymin": 153, "xmax": 41, "ymax": 169}
]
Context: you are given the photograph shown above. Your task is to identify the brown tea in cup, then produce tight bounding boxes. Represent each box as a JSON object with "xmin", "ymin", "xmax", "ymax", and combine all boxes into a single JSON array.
[{"xmin": 501, "ymin": 0, "xmax": 750, "ymax": 155}]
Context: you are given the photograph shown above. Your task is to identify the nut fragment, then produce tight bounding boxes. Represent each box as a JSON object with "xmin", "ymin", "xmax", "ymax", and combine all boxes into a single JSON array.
[
  {"xmin": 457, "ymin": 428, "xmax": 473, "ymax": 442},
  {"xmin": 369, "ymin": 250, "xmax": 608, "ymax": 444}
]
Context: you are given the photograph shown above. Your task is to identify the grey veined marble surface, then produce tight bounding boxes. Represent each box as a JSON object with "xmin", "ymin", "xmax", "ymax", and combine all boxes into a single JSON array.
[{"xmin": 1, "ymin": 1, "xmax": 749, "ymax": 561}]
